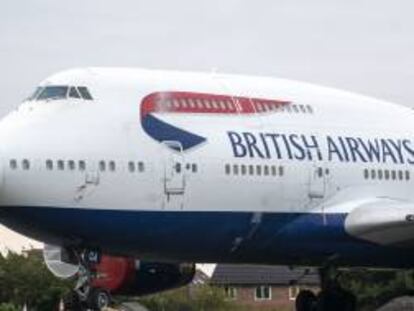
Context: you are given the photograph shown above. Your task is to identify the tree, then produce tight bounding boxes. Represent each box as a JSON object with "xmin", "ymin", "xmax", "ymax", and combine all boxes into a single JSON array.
[
  {"xmin": 339, "ymin": 269, "xmax": 414, "ymax": 310},
  {"xmin": 0, "ymin": 303, "xmax": 19, "ymax": 311},
  {"xmin": 0, "ymin": 250, "xmax": 72, "ymax": 310}
]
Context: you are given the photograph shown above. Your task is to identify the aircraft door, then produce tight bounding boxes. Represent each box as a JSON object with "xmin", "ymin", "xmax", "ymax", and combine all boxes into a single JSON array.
[
  {"xmin": 161, "ymin": 141, "xmax": 186, "ymax": 209},
  {"xmin": 74, "ymin": 161, "xmax": 100, "ymax": 202},
  {"xmin": 308, "ymin": 165, "xmax": 326, "ymax": 199}
]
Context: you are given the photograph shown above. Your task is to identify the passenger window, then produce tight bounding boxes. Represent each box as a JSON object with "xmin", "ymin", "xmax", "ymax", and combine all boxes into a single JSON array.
[
  {"xmin": 57, "ymin": 160, "xmax": 64, "ymax": 170},
  {"xmin": 175, "ymin": 163, "xmax": 181, "ymax": 173},
  {"xmin": 398, "ymin": 170, "xmax": 404, "ymax": 180},
  {"xmin": 128, "ymin": 161, "xmax": 136, "ymax": 172},
  {"xmin": 241, "ymin": 165, "xmax": 247, "ymax": 175},
  {"xmin": 138, "ymin": 162, "xmax": 145, "ymax": 172},
  {"xmin": 292, "ymin": 105, "xmax": 299, "ymax": 113},
  {"xmin": 363, "ymin": 169, "xmax": 369, "ymax": 179},
  {"xmin": 371, "ymin": 169, "xmax": 376, "ymax": 179},
  {"xmin": 109, "ymin": 161, "xmax": 116, "ymax": 172},
  {"xmin": 99, "ymin": 161, "xmax": 106, "ymax": 172},
  {"xmin": 22, "ymin": 159, "xmax": 30, "ymax": 170},
  {"xmin": 306, "ymin": 105, "xmax": 313, "ymax": 113},
  {"xmin": 10, "ymin": 159, "xmax": 17, "ymax": 170},
  {"xmin": 46, "ymin": 159, "xmax": 53, "ymax": 170},
  {"xmin": 191, "ymin": 163, "xmax": 197, "ymax": 173},
  {"xmin": 264, "ymin": 166, "xmax": 269, "ymax": 176},
  {"xmin": 256, "ymin": 165, "xmax": 262, "ymax": 176},
  {"xmin": 69, "ymin": 87, "xmax": 81, "ymax": 99},
  {"xmin": 225, "ymin": 164, "xmax": 230, "ymax": 175},
  {"xmin": 77, "ymin": 87, "xmax": 93, "ymax": 100},
  {"xmin": 233, "ymin": 164, "xmax": 239, "ymax": 175},
  {"xmin": 78, "ymin": 160, "xmax": 86, "ymax": 171},
  {"xmin": 279, "ymin": 166, "xmax": 284, "ymax": 176},
  {"xmin": 378, "ymin": 170, "xmax": 383, "ymax": 180},
  {"xmin": 299, "ymin": 105, "xmax": 306, "ymax": 113},
  {"xmin": 384, "ymin": 170, "xmax": 390, "ymax": 180},
  {"xmin": 68, "ymin": 160, "xmax": 76, "ymax": 170},
  {"xmin": 391, "ymin": 170, "xmax": 397, "ymax": 180},
  {"xmin": 271, "ymin": 166, "xmax": 277, "ymax": 176},
  {"xmin": 406, "ymin": 170, "xmax": 410, "ymax": 180},
  {"xmin": 317, "ymin": 167, "xmax": 323, "ymax": 177},
  {"xmin": 249, "ymin": 165, "xmax": 254, "ymax": 175}
]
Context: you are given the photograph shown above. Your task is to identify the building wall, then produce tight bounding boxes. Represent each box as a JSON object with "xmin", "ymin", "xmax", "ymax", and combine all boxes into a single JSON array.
[{"xmin": 227, "ymin": 285, "xmax": 319, "ymax": 311}]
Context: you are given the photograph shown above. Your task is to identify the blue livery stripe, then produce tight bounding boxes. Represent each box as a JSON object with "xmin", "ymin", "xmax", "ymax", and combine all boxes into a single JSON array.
[
  {"xmin": 141, "ymin": 114, "xmax": 206, "ymax": 150},
  {"xmin": 0, "ymin": 206, "xmax": 413, "ymax": 268}
]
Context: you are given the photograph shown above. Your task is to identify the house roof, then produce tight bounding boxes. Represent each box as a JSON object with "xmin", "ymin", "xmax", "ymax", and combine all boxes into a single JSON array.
[{"xmin": 210, "ymin": 264, "xmax": 320, "ymax": 286}]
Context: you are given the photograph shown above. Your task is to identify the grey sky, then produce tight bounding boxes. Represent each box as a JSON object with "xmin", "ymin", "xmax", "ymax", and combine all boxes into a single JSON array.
[{"xmin": 1, "ymin": 0, "xmax": 414, "ymax": 117}]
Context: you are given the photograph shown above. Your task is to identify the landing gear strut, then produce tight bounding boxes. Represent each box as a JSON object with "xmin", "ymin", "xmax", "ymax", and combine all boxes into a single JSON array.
[
  {"xmin": 295, "ymin": 266, "xmax": 356, "ymax": 311},
  {"xmin": 63, "ymin": 249, "xmax": 111, "ymax": 311}
]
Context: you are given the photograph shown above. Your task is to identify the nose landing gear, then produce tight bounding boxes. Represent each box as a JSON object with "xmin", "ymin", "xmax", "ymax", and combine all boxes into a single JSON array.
[{"xmin": 63, "ymin": 249, "xmax": 112, "ymax": 311}]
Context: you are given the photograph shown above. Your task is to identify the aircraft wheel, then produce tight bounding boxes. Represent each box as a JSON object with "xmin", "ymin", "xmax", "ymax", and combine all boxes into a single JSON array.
[
  {"xmin": 316, "ymin": 287, "xmax": 356, "ymax": 311},
  {"xmin": 87, "ymin": 288, "xmax": 112, "ymax": 310},
  {"xmin": 295, "ymin": 289, "xmax": 317, "ymax": 311}
]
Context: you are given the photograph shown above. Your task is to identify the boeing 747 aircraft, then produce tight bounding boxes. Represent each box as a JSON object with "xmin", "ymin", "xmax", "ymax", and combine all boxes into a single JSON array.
[{"xmin": 1, "ymin": 68, "xmax": 414, "ymax": 310}]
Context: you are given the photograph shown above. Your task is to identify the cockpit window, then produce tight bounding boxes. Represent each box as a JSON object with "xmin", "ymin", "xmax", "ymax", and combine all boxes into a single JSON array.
[
  {"xmin": 27, "ymin": 87, "xmax": 44, "ymax": 101},
  {"xmin": 69, "ymin": 87, "xmax": 81, "ymax": 99},
  {"xmin": 27, "ymin": 85, "xmax": 94, "ymax": 101},
  {"xmin": 37, "ymin": 86, "xmax": 69, "ymax": 101},
  {"xmin": 77, "ymin": 87, "xmax": 93, "ymax": 100}
]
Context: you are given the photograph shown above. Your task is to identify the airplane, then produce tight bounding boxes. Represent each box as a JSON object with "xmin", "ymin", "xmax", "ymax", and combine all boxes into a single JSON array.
[{"xmin": 1, "ymin": 67, "xmax": 414, "ymax": 311}]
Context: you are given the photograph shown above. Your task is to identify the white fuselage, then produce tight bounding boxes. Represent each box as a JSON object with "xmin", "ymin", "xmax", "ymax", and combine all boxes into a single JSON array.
[{"xmin": 0, "ymin": 68, "xmax": 413, "ymax": 267}]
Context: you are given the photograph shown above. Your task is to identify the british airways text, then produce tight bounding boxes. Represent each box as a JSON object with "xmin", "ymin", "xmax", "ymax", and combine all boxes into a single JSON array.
[{"xmin": 227, "ymin": 131, "xmax": 414, "ymax": 164}]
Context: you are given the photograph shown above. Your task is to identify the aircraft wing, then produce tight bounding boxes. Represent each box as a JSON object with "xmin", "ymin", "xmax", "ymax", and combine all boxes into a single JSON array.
[{"xmin": 344, "ymin": 199, "xmax": 414, "ymax": 247}]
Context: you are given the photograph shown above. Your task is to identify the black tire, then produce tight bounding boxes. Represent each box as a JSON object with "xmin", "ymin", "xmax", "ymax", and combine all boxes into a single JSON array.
[
  {"xmin": 296, "ymin": 289, "xmax": 317, "ymax": 311},
  {"xmin": 87, "ymin": 288, "xmax": 112, "ymax": 311}
]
